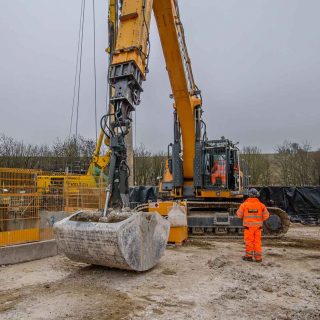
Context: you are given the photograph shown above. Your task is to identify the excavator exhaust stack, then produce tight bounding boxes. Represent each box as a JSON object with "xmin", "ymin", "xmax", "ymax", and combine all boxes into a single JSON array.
[{"xmin": 54, "ymin": 210, "xmax": 170, "ymax": 271}]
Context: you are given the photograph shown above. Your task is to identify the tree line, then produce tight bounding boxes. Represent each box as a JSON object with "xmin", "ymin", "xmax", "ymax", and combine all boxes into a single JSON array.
[
  {"xmin": 0, "ymin": 134, "xmax": 95, "ymax": 173},
  {"xmin": 0, "ymin": 133, "xmax": 164, "ymax": 184},
  {"xmin": 241, "ymin": 142, "xmax": 320, "ymax": 186},
  {"xmin": 0, "ymin": 133, "xmax": 319, "ymax": 186}
]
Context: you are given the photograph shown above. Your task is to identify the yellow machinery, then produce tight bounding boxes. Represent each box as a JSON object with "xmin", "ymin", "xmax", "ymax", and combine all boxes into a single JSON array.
[
  {"xmin": 54, "ymin": 0, "xmax": 290, "ymax": 267},
  {"xmin": 0, "ymin": 0, "xmax": 291, "ymax": 270},
  {"xmin": 103, "ymin": 0, "xmax": 289, "ymax": 243},
  {"xmin": 36, "ymin": 129, "xmax": 111, "ymax": 194}
]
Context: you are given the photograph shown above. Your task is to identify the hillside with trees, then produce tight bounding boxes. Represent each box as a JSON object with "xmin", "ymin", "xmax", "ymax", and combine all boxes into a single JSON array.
[{"xmin": 0, "ymin": 134, "xmax": 319, "ymax": 186}]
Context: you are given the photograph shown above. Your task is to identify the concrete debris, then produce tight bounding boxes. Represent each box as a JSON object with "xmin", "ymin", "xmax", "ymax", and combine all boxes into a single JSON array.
[
  {"xmin": 101, "ymin": 210, "xmax": 133, "ymax": 223},
  {"xmin": 262, "ymin": 285, "xmax": 274, "ymax": 293},
  {"xmin": 71, "ymin": 210, "xmax": 101, "ymax": 222},
  {"xmin": 207, "ymin": 256, "xmax": 228, "ymax": 269}
]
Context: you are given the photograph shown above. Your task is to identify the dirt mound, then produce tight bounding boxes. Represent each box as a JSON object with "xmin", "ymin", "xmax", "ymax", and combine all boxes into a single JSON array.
[{"xmin": 207, "ymin": 256, "xmax": 229, "ymax": 269}]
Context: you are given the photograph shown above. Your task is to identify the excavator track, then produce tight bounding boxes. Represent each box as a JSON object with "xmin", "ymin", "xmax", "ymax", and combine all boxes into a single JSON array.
[{"xmin": 186, "ymin": 201, "xmax": 290, "ymax": 239}]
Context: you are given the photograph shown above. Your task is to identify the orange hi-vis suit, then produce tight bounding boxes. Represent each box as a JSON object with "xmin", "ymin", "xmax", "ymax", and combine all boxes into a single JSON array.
[
  {"xmin": 211, "ymin": 160, "xmax": 226, "ymax": 186},
  {"xmin": 236, "ymin": 198, "xmax": 270, "ymax": 261}
]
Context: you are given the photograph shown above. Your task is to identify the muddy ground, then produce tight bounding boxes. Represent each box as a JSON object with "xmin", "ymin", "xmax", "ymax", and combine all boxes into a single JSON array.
[{"xmin": 0, "ymin": 224, "xmax": 319, "ymax": 320}]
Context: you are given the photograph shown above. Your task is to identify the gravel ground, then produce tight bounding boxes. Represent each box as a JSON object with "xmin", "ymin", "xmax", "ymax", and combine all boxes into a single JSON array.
[{"xmin": 0, "ymin": 224, "xmax": 319, "ymax": 320}]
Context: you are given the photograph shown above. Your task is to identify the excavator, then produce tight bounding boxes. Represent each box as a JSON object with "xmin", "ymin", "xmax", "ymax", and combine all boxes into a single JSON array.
[{"xmin": 54, "ymin": 0, "xmax": 290, "ymax": 271}]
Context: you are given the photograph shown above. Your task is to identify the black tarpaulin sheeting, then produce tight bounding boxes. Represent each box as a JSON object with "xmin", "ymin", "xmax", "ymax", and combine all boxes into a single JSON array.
[
  {"xmin": 258, "ymin": 187, "xmax": 320, "ymax": 224},
  {"xmin": 129, "ymin": 186, "xmax": 320, "ymax": 224}
]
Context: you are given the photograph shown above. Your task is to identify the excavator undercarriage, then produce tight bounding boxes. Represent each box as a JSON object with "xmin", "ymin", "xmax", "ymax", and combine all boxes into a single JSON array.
[
  {"xmin": 143, "ymin": 200, "xmax": 290, "ymax": 241},
  {"xmin": 186, "ymin": 202, "xmax": 290, "ymax": 238}
]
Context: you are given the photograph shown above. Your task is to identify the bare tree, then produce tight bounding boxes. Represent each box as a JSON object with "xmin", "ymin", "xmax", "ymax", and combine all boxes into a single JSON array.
[
  {"xmin": 150, "ymin": 151, "xmax": 166, "ymax": 185},
  {"xmin": 134, "ymin": 144, "xmax": 152, "ymax": 185},
  {"xmin": 0, "ymin": 134, "xmax": 41, "ymax": 168},
  {"xmin": 133, "ymin": 144, "xmax": 165, "ymax": 186},
  {"xmin": 241, "ymin": 146, "xmax": 271, "ymax": 186},
  {"xmin": 311, "ymin": 149, "xmax": 320, "ymax": 185},
  {"xmin": 0, "ymin": 133, "xmax": 95, "ymax": 172},
  {"xmin": 275, "ymin": 141, "xmax": 316, "ymax": 186}
]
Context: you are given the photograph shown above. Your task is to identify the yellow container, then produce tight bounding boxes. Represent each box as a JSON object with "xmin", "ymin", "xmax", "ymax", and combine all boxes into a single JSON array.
[{"xmin": 168, "ymin": 226, "xmax": 188, "ymax": 245}]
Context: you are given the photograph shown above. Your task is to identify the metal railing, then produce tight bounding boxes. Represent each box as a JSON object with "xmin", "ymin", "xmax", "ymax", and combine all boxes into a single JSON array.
[{"xmin": 0, "ymin": 168, "xmax": 107, "ymax": 247}]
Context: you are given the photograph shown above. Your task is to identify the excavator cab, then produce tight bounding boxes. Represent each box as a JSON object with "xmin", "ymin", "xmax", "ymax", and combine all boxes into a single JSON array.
[
  {"xmin": 203, "ymin": 139, "xmax": 242, "ymax": 193},
  {"xmin": 159, "ymin": 138, "xmax": 245, "ymax": 198}
]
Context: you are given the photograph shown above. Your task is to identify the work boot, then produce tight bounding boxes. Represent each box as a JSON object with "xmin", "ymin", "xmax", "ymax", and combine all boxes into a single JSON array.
[
  {"xmin": 242, "ymin": 256, "xmax": 253, "ymax": 262},
  {"xmin": 255, "ymin": 259, "xmax": 262, "ymax": 263}
]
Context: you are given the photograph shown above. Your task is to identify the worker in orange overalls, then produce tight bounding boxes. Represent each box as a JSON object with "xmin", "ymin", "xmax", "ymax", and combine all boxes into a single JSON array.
[
  {"xmin": 236, "ymin": 188, "xmax": 270, "ymax": 262},
  {"xmin": 211, "ymin": 157, "xmax": 226, "ymax": 187}
]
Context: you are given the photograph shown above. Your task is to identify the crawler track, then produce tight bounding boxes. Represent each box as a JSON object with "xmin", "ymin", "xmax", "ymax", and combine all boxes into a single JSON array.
[
  {"xmin": 139, "ymin": 201, "xmax": 290, "ymax": 239},
  {"xmin": 186, "ymin": 201, "xmax": 290, "ymax": 239}
]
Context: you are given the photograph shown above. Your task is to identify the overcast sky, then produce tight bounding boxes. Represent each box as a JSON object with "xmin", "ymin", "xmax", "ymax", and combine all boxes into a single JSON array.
[{"xmin": 0, "ymin": 0, "xmax": 319, "ymax": 153}]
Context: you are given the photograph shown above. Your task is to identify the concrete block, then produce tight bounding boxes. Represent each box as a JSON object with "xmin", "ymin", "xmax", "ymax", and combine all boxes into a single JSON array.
[{"xmin": 0, "ymin": 240, "xmax": 58, "ymax": 265}]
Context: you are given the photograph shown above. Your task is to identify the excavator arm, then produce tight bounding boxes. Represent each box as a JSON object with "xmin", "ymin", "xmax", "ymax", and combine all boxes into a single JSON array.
[
  {"xmin": 105, "ymin": 0, "xmax": 202, "ymax": 210},
  {"xmin": 104, "ymin": 0, "xmax": 151, "ymax": 212},
  {"xmin": 153, "ymin": 0, "xmax": 202, "ymax": 196},
  {"xmin": 86, "ymin": 129, "xmax": 111, "ymax": 178}
]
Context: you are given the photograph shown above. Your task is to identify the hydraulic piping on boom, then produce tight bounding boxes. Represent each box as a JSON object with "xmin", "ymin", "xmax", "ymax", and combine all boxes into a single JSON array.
[
  {"xmin": 101, "ymin": 0, "xmax": 153, "ymax": 213},
  {"xmin": 102, "ymin": 0, "xmax": 204, "ymax": 211}
]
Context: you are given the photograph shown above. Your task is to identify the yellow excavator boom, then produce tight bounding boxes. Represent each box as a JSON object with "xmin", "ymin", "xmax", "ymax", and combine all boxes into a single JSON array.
[{"xmin": 153, "ymin": 0, "xmax": 201, "ymax": 180}]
